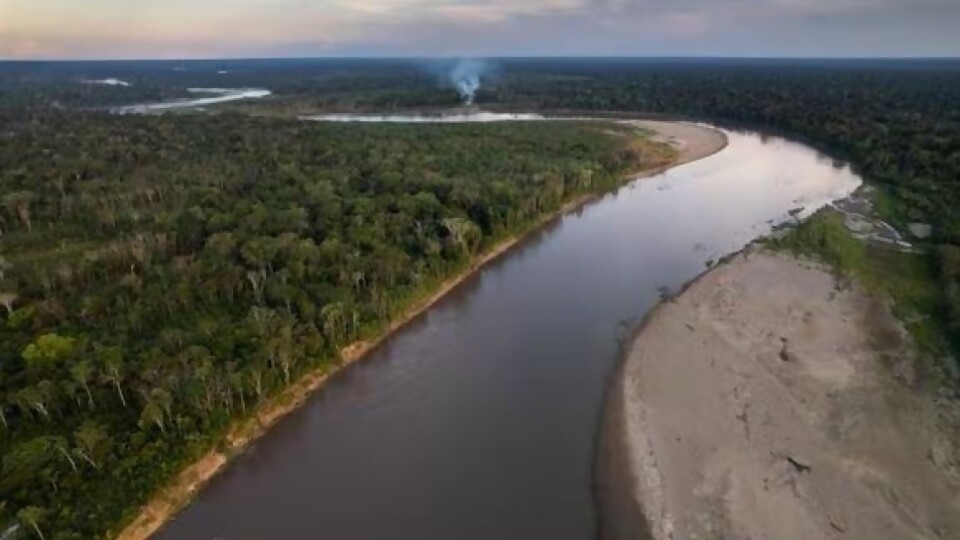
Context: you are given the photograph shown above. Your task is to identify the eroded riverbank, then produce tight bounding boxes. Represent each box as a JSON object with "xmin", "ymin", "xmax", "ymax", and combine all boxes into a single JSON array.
[{"xmin": 604, "ymin": 249, "xmax": 960, "ymax": 539}]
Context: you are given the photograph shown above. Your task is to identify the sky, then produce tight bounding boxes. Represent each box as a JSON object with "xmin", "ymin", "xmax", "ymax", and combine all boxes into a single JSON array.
[{"xmin": 2, "ymin": 0, "xmax": 959, "ymax": 60}]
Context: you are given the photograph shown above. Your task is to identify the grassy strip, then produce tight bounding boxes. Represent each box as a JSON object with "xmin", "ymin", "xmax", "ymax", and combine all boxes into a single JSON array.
[{"xmin": 767, "ymin": 210, "xmax": 951, "ymax": 388}]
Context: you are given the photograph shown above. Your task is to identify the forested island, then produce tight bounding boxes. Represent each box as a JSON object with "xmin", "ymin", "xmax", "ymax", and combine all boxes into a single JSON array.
[{"xmin": 2, "ymin": 58, "xmax": 960, "ymax": 538}]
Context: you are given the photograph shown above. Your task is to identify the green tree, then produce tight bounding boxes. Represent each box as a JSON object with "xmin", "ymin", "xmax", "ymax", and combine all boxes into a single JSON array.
[
  {"xmin": 3, "ymin": 191, "xmax": 36, "ymax": 233},
  {"xmin": 74, "ymin": 422, "xmax": 108, "ymax": 469},
  {"xmin": 69, "ymin": 360, "xmax": 95, "ymax": 408},
  {"xmin": 17, "ymin": 506, "xmax": 46, "ymax": 540},
  {"xmin": 15, "ymin": 385, "xmax": 52, "ymax": 421},
  {"xmin": 0, "ymin": 291, "xmax": 16, "ymax": 316},
  {"xmin": 139, "ymin": 399, "xmax": 166, "ymax": 434},
  {"xmin": 51, "ymin": 437, "xmax": 78, "ymax": 473},
  {"xmin": 97, "ymin": 345, "xmax": 127, "ymax": 407},
  {"xmin": 2, "ymin": 437, "xmax": 56, "ymax": 492},
  {"xmin": 21, "ymin": 334, "xmax": 76, "ymax": 370}
]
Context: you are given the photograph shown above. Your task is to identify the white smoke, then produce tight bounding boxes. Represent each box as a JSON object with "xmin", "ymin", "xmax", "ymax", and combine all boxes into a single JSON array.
[{"xmin": 450, "ymin": 59, "xmax": 486, "ymax": 105}]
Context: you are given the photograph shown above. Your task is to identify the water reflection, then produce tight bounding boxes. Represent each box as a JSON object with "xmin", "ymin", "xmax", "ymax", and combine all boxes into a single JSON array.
[{"xmin": 156, "ymin": 128, "xmax": 860, "ymax": 540}]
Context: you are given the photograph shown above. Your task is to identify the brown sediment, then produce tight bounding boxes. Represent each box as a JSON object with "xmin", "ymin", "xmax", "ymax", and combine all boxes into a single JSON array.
[
  {"xmin": 115, "ymin": 121, "xmax": 728, "ymax": 540},
  {"xmin": 603, "ymin": 249, "xmax": 960, "ymax": 540}
]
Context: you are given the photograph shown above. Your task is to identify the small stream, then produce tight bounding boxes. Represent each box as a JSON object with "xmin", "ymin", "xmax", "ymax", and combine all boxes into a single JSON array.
[{"xmin": 151, "ymin": 114, "xmax": 861, "ymax": 539}]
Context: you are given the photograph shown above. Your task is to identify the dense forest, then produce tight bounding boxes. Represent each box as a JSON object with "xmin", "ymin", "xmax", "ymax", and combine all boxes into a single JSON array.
[
  {"xmin": 0, "ymin": 95, "xmax": 660, "ymax": 537},
  {"xmin": 2, "ymin": 57, "xmax": 960, "ymax": 537},
  {"xmin": 0, "ymin": 59, "xmax": 460, "ymax": 114}
]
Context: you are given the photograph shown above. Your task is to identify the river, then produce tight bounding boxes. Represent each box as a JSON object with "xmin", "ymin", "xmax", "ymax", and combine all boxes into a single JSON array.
[
  {"xmin": 112, "ymin": 88, "xmax": 271, "ymax": 114},
  {"xmin": 154, "ymin": 125, "xmax": 861, "ymax": 539}
]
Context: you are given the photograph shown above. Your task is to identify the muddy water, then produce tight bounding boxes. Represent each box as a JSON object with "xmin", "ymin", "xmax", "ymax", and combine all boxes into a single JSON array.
[{"xmin": 155, "ymin": 128, "xmax": 861, "ymax": 540}]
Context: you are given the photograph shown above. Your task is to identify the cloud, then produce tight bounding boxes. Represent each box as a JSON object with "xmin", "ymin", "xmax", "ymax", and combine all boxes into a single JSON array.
[
  {"xmin": 431, "ymin": 0, "xmax": 583, "ymax": 24},
  {"xmin": 3, "ymin": 0, "xmax": 960, "ymax": 59}
]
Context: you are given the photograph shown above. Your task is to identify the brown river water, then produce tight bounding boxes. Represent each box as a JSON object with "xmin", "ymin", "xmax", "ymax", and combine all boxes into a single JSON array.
[{"xmin": 154, "ymin": 125, "xmax": 861, "ymax": 540}]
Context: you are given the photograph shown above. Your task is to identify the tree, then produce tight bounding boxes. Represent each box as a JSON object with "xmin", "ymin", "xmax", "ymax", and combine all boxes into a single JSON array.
[
  {"xmin": 74, "ymin": 422, "xmax": 108, "ymax": 469},
  {"xmin": 97, "ymin": 345, "xmax": 127, "ymax": 407},
  {"xmin": 246, "ymin": 270, "xmax": 266, "ymax": 305},
  {"xmin": 4, "ymin": 305, "xmax": 34, "ymax": 329},
  {"xmin": 271, "ymin": 323, "xmax": 296, "ymax": 384},
  {"xmin": 139, "ymin": 399, "xmax": 166, "ymax": 434},
  {"xmin": 70, "ymin": 360, "xmax": 95, "ymax": 408},
  {"xmin": 16, "ymin": 384, "xmax": 52, "ymax": 420},
  {"xmin": 17, "ymin": 506, "xmax": 46, "ymax": 540},
  {"xmin": 0, "ymin": 372, "xmax": 7, "ymax": 430},
  {"xmin": 0, "ymin": 291, "xmax": 16, "ymax": 316},
  {"xmin": 2, "ymin": 437, "xmax": 56, "ymax": 492},
  {"xmin": 226, "ymin": 362, "xmax": 246, "ymax": 413},
  {"xmin": 246, "ymin": 362, "xmax": 266, "ymax": 402},
  {"xmin": 22, "ymin": 333, "xmax": 76, "ymax": 370},
  {"xmin": 3, "ymin": 190, "xmax": 36, "ymax": 233},
  {"xmin": 320, "ymin": 302, "xmax": 345, "ymax": 344},
  {"xmin": 442, "ymin": 217, "xmax": 482, "ymax": 255},
  {"xmin": 241, "ymin": 236, "xmax": 279, "ymax": 274},
  {"xmin": 52, "ymin": 436, "xmax": 78, "ymax": 473}
]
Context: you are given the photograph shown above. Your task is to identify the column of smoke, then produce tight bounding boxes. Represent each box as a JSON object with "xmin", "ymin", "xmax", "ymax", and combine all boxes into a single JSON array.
[{"xmin": 450, "ymin": 59, "xmax": 486, "ymax": 105}]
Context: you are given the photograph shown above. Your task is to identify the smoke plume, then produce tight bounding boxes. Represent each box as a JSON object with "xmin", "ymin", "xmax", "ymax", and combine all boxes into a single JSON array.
[{"xmin": 450, "ymin": 59, "xmax": 487, "ymax": 105}]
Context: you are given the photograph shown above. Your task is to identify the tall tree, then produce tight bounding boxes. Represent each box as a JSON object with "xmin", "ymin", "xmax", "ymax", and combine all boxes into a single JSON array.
[
  {"xmin": 69, "ymin": 360, "xmax": 95, "ymax": 409},
  {"xmin": 139, "ymin": 399, "xmax": 166, "ymax": 435},
  {"xmin": 97, "ymin": 346, "xmax": 127, "ymax": 408},
  {"xmin": 3, "ymin": 191, "xmax": 36, "ymax": 233},
  {"xmin": 0, "ymin": 291, "xmax": 16, "ymax": 316},
  {"xmin": 17, "ymin": 506, "xmax": 46, "ymax": 540},
  {"xmin": 74, "ymin": 422, "xmax": 108, "ymax": 469},
  {"xmin": 21, "ymin": 334, "xmax": 76, "ymax": 371}
]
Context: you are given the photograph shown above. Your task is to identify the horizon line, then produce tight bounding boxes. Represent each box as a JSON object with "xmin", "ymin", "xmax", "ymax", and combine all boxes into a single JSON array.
[{"xmin": 3, "ymin": 55, "xmax": 960, "ymax": 64}]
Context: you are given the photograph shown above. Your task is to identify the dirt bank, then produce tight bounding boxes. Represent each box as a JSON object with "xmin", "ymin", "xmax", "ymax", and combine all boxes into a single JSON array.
[
  {"xmin": 602, "ymin": 249, "xmax": 960, "ymax": 540},
  {"xmin": 116, "ymin": 120, "xmax": 728, "ymax": 540}
]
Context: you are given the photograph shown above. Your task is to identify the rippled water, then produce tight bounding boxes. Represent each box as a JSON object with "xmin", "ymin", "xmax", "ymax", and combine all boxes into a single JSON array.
[{"xmin": 155, "ymin": 127, "xmax": 860, "ymax": 540}]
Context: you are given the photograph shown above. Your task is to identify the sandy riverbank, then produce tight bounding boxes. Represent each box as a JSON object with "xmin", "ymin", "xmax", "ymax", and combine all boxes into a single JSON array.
[
  {"xmin": 601, "ymin": 249, "xmax": 960, "ymax": 540},
  {"xmin": 629, "ymin": 120, "xmax": 728, "ymax": 167},
  {"xmin": 116, "ymin": 120, "xmax": 728, "ymax": 540}
]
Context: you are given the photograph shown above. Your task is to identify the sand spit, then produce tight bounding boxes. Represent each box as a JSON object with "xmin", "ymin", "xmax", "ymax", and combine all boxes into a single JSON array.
[
  {"xmin": 628, "ymin": 120, "xmax": 728, "ymax": 166},
  {"xmin": 604, "ymin": 250, "xmax": 960, "ymax": 540}
]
